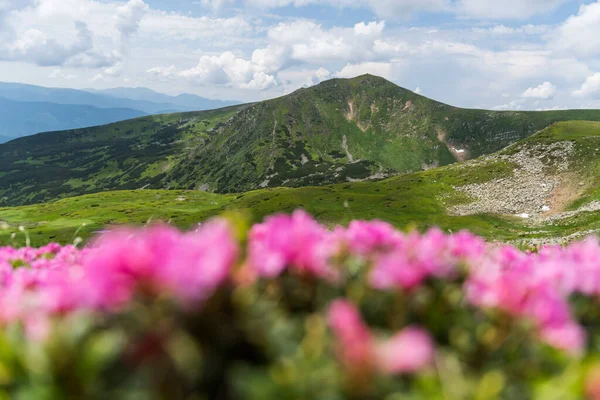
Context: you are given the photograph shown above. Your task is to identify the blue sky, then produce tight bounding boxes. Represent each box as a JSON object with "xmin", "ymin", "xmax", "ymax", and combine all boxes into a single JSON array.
[{"xmin": 1, "ymin": 0, "xmax": 600, "ymax": 110}]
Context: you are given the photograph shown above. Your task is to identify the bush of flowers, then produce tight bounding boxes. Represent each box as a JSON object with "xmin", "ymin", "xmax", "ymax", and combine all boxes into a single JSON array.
[{"xmin": 1, "ymin": 210, "xmax": 600, "ymax": 399}]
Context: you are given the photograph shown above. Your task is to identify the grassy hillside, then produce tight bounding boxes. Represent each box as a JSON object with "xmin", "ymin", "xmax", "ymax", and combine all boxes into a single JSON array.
[
  {"xmin": 4, "ymin": 75, "xmax": 600, "ymax": 207},
  {"xmin": 4, "ymin": 120, "xmax": 600, "ymax": 247}
]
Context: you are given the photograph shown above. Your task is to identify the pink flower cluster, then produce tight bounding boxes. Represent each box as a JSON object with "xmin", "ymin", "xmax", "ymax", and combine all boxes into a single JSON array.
[
  {"xmin": 248, "ymin": 210, "xmax": 340, "ymax": 280},
  {"xmin": 1, "ymin": 210, "xmax": 600, "ymax": 364},
  {"xmin": 328, "ymin": 300, "xmax": 434, "ymax": 377},
  {"xmin": 248, "ymin": 212, "xmax": 487, "ymax": 289},
  {"xmin": 0, "ymin": 220, "xmax": 238, "ymax": 339},
  {"xmin": 466, "ymin": 238, "xmax": 600, "ymax": 355}
]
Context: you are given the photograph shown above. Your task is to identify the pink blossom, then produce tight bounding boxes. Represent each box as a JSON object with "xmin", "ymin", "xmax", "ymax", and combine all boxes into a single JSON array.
[
  {"xmin": 370, "ymin": 249, "xmax": 427, "ymax": 290},
  {"xmin": 539, "ymin": 322, "xmax": 586, "ymax": 356},
  {"xmin": 376, "ymin": 326, "xmax": 434, "ymax": 374},
  {"xmin": 248, "ymin": 210, "xmax": 338, "ymax": 280},
  {"xmin": 342, "ymin": 220, "xmax": 402, "ymax": 255},
  {"xmin": 327, "ymin": 300, "xmax": 374, "ymax": 370},
  {"xmin": 328, "ymin": 300, "xmax": 434, "ymax": 376}
]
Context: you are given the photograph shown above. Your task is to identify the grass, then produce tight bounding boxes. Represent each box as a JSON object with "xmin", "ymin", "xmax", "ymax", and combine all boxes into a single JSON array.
[
  {"xmin": 0, "ymin": 167, "xmax": 541, "ymax": 246},
  {"xmin": 5, "ymin": 121, "xmax": 600, "ymax": 247}
]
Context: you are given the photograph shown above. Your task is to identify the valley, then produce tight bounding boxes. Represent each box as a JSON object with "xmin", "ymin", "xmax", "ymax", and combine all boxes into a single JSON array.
[
  {"xmin": 2, "ymin": 120, "xmax": 600, "ymax": 247},
  {"xmin": 2, "ymin": 76, "xmax": 600, "ymax": 247}
]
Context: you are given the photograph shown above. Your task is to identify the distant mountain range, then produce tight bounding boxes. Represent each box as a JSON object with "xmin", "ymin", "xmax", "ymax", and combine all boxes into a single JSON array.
[
  {"xmin": 0, "ymin": 82, "xmax": 239, "ymax": 142},
  {"xmin": 84, "ymin": 87, "xmax": 238, "ymax": 111},
  {"xmin": 0, "ymin": 97, "xmax": 146, "ymax": 142}
]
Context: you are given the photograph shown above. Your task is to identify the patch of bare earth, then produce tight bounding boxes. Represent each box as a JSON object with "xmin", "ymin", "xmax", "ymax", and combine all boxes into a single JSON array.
[
  {"xmin": 436, "ymin": 128, "xmax": 468, "ymax": 162},
  {"xmin": 545, "ymin": 174, "xmax": 587, "ymax": 216},
  {"xmin": 344, "ymin": 100, "xmax": 370, "ymax": 132}
]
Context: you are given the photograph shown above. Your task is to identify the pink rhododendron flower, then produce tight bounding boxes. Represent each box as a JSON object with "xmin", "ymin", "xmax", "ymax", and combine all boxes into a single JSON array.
[
  {"xmin": 248, "ymin": 210, "xmax": 338, "ymax": 280},
  {"xmin": 327, "ymin": 300, "xmax": 374, "ymax": 371},
  {"xmin": 342, "ymin": 220, "xmax": 402, "ymax": 255},
  {"xmin": 539, "ymin": 322, "xmax": 586, "ymax": 356},
  {"xmin": 328, "ymin": 300, "xmax": 434, "ymax": 377},
  {"xmin": 376, "ymin": 326, "xmax": 434, "ymax": 374},
  {"xmin": 368, "ymin": 228, "xmax": 461, "ymax": 290}
]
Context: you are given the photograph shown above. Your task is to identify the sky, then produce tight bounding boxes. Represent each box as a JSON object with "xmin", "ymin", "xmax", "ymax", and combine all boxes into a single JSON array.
[{"xmin": 1, "ymin": 0, "xmax": 600, "ymax": 110}]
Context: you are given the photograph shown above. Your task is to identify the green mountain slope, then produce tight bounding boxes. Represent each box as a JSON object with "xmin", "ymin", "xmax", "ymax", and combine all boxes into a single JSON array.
[
  {"xmin": 3, "ymin": 74, "xmax": 600, "ymax": 207},
  {"xmin": 3, "ymin": 120, "xmax": 600, "ymax": 247}
]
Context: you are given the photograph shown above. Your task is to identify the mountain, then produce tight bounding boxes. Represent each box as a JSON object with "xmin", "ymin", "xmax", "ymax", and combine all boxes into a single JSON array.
[
  {"xmin": 3, "ymin": 120, "xmax": 600, "ymax": 247},
  {"xmin": 0, "ymin": 82, "xmax": 237, "ymax": 114},
  {"xmin": 0, "ymin": 97, "xmax": 146, "ymax": 140},
  {"xmin": 3, "ymin": 74, "xmax": 600, "ymax": 207},
  {"xmin": 86, "ymin": 87, "xmax": 239, "ymax": 111}
]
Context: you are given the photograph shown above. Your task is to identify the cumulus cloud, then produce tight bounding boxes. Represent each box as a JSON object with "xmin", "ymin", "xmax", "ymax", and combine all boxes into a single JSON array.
[
  {"xmin": 573, "ymin": 73, "xmax": 600, "ymax": 98},
  {"xmin": 334, "ymin": 62, "xmax": 396, "ymax": 80},
  {"xmin": 92, "ymin": 61, "xmax": 125, "ymax": 81},
  {"xmin": 147, "ymin": 64, "xmax": 178, "ymax": 78},
  {"xmin": 115, "ymin": 0, "xmax": 148, "ymax": 42},
  {"xmin": 146, "ymin": 19, "xmax": 392, "ymax": 91},
  {"xmin": 150, "ymin": 51, "xmax": 279, "ymax": 90},
  {"xmin": 267, "ymin": 20, "xmax": 386, "ymax": 65},
  {"xmin": 521, "ymin": 82, "xmax": 557, "ymax": 99},
  {"xmin": 553, "ymin": 1, "xmax": 600, "ymax": 57},
  {"xmin": 2, "ymin": 20, "xmax": 116, "ymax": 67},
  {"xmin": 0, "ymin": 0, "xmax": 138, "ymax": 70}
]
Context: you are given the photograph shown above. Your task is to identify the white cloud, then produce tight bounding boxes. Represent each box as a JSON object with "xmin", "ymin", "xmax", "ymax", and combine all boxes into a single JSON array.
[
  {"xmin": 472, "ymin": 24, "xmax": 551, "ymax": 35},
  {"xmin": 415, "ymin": 87, "xmax": 422, "ymax": 94},
  {"xmin": 521, "ymin": 81, "xmax": 556, "ymax": 99},
  {"xmin": 457, "ymin": 0, "xmax": 567, "ymax": 19},
  {"xmin": 201, "ymin": 0, "xmax": 564, "ymax": 19},
  {"xmin": 140, "ymin": 12, "xmax": 252, "ymax": 42},
  {"xmin": 92, "ymin": 62, "xmax": 125, "ymax": 81},
  {"xmin": 354, "ymin": 21, "xmax": 385, "ymax": 37},
  {"xmin": 334, "ymin": 62, "xmax": 396, "ymax": 80},
  {"xmin": 267, "ymin": 20, "xmax": 386, "ymax": 65},
  {"xmin": 147, "ymin": 64, "xmax": 177, "ymax": 77},
  {"xmin": 216, "ymin": 0, "xmax": 451, "ymax": 18},
  {"xmin": 315, "ymin": 67, "xmax": 331, "ymax": 81},
  {"xmin": 153, "ymin": 51, "xmax": 279, "ymax": 90},
  {"xmin": 0, "ymin": 0, "xmax": 124, "ymax": 69},
  {"xmin": 115, "ymin": 0, "xmax": 148, "ymax": 42},
  {"xmin": 2, "ymin": 20, "xmax": 114, "ymax": 67},
  {"xmin": 573, "ymin": 73, "xmax": 600, "ymax": 98},
  {"xmin": 240, "ymin": 71, "xmax": 278, "ymax": 90},
  {"xmin": 49, "ymin": 69, "xmax": 76, "ymax": 80},
  {"xmin": 553, "ymin": 1, "xmax": 600, "ymax": 57},
  {"xmin": 493, "ymin": 99, "xmax": 526, "ymax": 110},
  {"xmin": 251, "ymin": 45, "xmax": 289, "ymax": 73}
]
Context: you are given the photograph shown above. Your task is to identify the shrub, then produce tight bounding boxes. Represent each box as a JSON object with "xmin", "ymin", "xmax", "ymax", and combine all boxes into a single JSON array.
[{"xmin": 0, "ymin": 211, "xmax": 599, "ymax": 399}]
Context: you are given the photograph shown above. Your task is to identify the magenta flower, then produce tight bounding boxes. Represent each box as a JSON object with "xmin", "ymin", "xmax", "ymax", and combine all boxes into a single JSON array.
[
  {"xmin": 342, "ymin": 220, "xmax": 402, "ymax": 255},
  {"xmin": 328, "ymin": 300, "xmax": 434, "ymax": 377},
  {"xmin": 539, "ymin": 322, "xmax": 586, "ymax": 356},
  {"xmin": 328, "ymin": 299, "xmax": 374, "ymax": 375},
  {"xmin": 376, "ymin": 326, "xmax": 434, "ymax": 374},
  {"xmin": 248, "ymin": 210, "xmax": 339, "ymax": 280}
]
